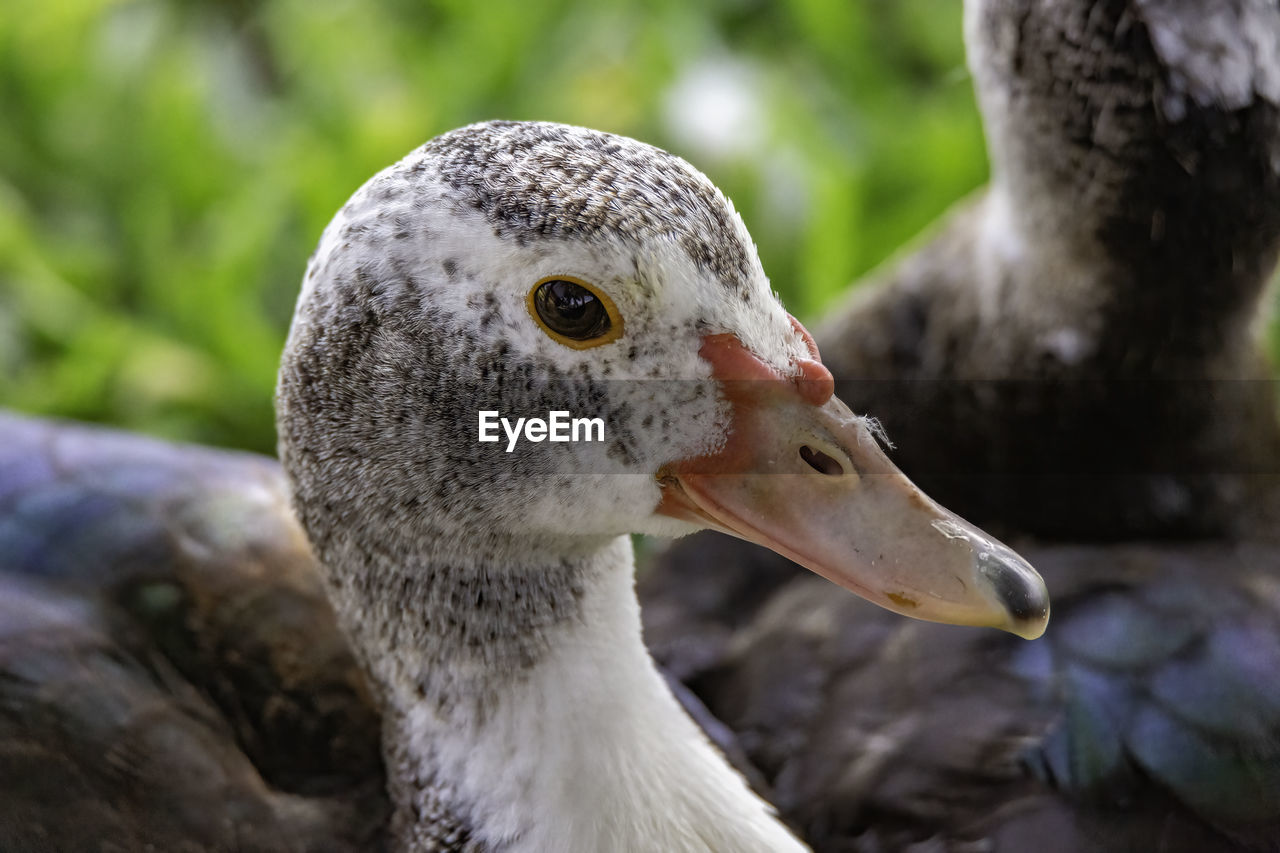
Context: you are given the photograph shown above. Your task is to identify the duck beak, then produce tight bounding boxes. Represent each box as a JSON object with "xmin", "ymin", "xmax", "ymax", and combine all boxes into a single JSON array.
[{"xmin": 656, "ymin": 329, "xmax": 1049, "ymax": 640}]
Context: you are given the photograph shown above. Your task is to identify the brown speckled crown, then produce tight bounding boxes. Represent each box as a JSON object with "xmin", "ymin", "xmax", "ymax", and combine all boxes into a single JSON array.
[{"xmin": 424, "ymin": 121, "xmax": 754, "ymax": 293}]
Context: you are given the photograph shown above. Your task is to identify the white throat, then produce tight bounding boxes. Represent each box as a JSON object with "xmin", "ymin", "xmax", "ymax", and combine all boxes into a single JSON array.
[{"xmin": 383, "ymin": 536, "xmax": 808, "ymax": 853}]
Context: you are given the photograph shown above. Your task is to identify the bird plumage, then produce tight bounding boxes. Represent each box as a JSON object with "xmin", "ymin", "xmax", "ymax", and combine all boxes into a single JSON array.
[
  {"xmin": 0, "ymin": 411, "xmax": 389, "ymax": 852},
  {"xmin": 642, "ymin": 537, "xmax": 1280, "ymax": 852}
]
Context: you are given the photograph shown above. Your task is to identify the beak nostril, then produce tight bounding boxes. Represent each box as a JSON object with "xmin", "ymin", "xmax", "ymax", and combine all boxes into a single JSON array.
[{"xmin": 800, "ymin": 445, "xmax": 845, "ymax": 477}]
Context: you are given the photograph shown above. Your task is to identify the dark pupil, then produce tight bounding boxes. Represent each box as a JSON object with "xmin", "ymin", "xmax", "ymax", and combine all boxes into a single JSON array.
[{"xmin": 535, "ymin": 280, "xmax": 610, "ymax": 340}]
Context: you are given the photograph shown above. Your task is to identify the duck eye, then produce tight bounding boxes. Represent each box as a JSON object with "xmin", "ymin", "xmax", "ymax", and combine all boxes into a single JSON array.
[{"xmin": 528, "ymin": 277, "xmax": 624, "ymax": 349}]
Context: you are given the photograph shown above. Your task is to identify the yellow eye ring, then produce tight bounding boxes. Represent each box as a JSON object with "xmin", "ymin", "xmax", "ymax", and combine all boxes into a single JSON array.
[{"xmin": 527, "ymin": 275, "xmax": 625, "ymax": 350}]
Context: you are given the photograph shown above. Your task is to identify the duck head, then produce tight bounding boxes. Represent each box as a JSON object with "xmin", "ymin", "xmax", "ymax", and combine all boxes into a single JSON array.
[{"xmin": 278, "ymin": 120, "xmax": 1048, "ymax": 641}]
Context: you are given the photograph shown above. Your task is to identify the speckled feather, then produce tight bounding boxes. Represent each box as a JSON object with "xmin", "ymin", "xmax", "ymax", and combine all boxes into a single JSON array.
[
  {"xmin": 277, "ymin": 120, "xmax": 815, "ymax": 852},
  {"xmin": 276, "ymin": 121, "xmax": 807, "ymax": 700},
  {"xmin": 425, "ymin": 121, "xmax": 756, "ymax": 292}
]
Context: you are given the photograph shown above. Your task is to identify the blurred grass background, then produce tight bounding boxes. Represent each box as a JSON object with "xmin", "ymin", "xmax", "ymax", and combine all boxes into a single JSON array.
[{"xmin": 4, "ymin": 0, "xmax": 1000, "ymax": 453}]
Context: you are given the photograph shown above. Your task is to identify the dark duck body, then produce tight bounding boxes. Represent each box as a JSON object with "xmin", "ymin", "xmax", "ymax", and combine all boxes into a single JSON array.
[
  {"xmin": 645, "ymin": 536, "xmax": 1280, "ymax": 852},
  {"xmin": 642, "ymin": 1, "xmax": 1280, "ymax": 850},
  {"xmin": 0, "ymin": 412, "xmax": 388, "ymax": 851}
]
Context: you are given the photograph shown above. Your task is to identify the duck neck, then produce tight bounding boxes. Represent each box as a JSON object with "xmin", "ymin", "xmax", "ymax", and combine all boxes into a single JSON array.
[{"xmin": 328, "ymin": 534, "xmax": 806, "ymax": 853}]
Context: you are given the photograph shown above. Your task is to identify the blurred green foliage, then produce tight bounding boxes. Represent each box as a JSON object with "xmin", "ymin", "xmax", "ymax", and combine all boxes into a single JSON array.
[{"xmin": 0, "ymin": 0, "xmax": 991, "ymax": 453}]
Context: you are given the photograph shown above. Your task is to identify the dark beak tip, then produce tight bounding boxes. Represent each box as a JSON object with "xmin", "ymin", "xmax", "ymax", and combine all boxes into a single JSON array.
[
  {"xmin": 1001, "ymin": 576, "xmax": 1051, "ymax": 639},
  {"xmin": 1007, "ymin": 597, "xmax": 1051, "ymax": 639},
  {"xmin": 978, "ymin": 553, "xmax": 1050, "ymax": 639},
  {"xmin": 1012, "ymin": 596, "xmax": 1050, "ymax": 625}
]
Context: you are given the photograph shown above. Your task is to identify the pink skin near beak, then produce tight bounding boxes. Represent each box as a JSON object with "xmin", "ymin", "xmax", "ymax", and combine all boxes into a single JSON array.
[{"xmin": 656, "ymin": 321, "xmax": 1049, "ymax": 640}]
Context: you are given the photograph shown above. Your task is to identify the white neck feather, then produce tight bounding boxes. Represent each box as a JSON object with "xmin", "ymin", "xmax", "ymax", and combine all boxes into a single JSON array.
[{"xmin": 386, "ymin": 536, "xmax": 808, "ymax": 853}]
